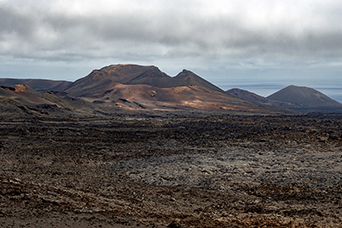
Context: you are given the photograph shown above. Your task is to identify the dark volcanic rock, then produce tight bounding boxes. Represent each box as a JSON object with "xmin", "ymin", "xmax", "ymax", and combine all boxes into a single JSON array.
[
  {"xmin": 167, "ymin": 220, "xmax": 186, "ymax": 228},
  {"xmin": 1, "ymin": 113, "xmax": 342, "ymax": 227}
]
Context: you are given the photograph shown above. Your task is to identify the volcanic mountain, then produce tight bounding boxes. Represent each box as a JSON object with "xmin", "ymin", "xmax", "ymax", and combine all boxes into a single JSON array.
[
  {"xmin": 267, "ymin": 85, "xmax": 341, "ymax": 106},
  {"xmin": 267, "ymin": 85, "xmax": 342, "ymax": 112},
  {"xmin": 227, "ymin": 86, "xmax": 342, "ymax": 113},
  {"xmin": 63, "ymin": 64, "xmax": 224, "ymax": 97},
  {"xmin": 63, "ymin": 64, "xmax": 289, "ymax": 113},
  {"xmin": 0, "ymin": 79, "xmax": 72, "ymax": 91}
]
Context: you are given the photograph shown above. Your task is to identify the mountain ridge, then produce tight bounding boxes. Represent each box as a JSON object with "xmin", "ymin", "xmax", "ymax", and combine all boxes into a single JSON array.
[
  {"xmin": 62, "ymin": 64, "xmax": 289, "ymax": 113},
  {"xmin": 63, "ymin": 64, "xmax": 224, "ymax": 97}
]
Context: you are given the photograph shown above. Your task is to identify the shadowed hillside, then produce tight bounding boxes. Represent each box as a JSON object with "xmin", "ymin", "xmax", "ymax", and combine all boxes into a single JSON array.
[
  {"xmin": 0, "ymin": 85, "xmax": 95, "ymax": 117},
  {"xmin": 0, "ymin": 79, "xmax": 72, "ymax": 91}
]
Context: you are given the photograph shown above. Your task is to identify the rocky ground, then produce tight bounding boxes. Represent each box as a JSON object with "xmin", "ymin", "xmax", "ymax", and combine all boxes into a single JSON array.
[{"xmin": 1, "ymin": 112, "xmax": 342, "ymax": 227}]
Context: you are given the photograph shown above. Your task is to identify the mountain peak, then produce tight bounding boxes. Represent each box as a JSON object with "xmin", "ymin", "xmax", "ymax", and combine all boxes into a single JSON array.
[
  {"xmin": 174, "ymin": 70, "xmax": 224, "ymax": 93},
  {"xmin": 177, "ymin": 69, "xmax": 197, "ymax": 76},
  {"xmin": 180, "ymin": 69, "xmax": 191, "ymax": 73}
]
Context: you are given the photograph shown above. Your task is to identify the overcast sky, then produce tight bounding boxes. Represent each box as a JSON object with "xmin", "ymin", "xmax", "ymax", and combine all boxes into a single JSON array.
[{"xmin": 1, "ymin": 0, "xmax": 342, "ymax": 101}]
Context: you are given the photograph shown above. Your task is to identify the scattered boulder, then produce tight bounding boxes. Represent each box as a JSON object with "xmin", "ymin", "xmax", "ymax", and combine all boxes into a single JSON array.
[{"xmin": 167, "ymin": 220, "xmax": 186, "ymax": 228}]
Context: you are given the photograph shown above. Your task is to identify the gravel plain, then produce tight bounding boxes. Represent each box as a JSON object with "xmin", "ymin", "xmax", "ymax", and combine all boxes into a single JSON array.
[
  {"xmin": 1, "ymin": 112, "xmax": 342, "ymax": 227},
  {"xmin": 106, "ymin": 144, "xmax": 342, "ymax": 189}
]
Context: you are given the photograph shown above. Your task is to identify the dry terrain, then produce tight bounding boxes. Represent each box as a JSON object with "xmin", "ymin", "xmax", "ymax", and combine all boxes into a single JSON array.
[{"xmin": 1, "ymin": 112, "xmax": 342, "ymax": 227}]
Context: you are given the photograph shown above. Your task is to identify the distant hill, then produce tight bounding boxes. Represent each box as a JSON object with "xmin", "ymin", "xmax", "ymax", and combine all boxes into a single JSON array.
[
  {"xmin": 0, "ymin": 79, "xmax": 72, "ymax": 91},
  {"xmin": 267, "ymin": 85, "xmax": 341, "ymax": 107},
  {"xmin": 267, "ymin": 85, "xmax": 342, "ymax": 112},
  {"xmin": 227, "ymin": 88, "xmax": 275, "ymax": 105},
  {"xmin": 63, "ymin": 64, "xmax": 290, "ymax": 113},
  {"xmin": 226, "ymin": 88, "xmax": 299, "ymax": 109},
  {"xmin": 227, "ymin": 86, "xmax": 342, "ymax": 113}
]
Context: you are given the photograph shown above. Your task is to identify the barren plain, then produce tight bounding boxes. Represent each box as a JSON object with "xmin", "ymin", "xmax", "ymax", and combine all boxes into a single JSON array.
[{"xmin": 1, "ymin": 112, "xmax": 342, "ymax": 227}]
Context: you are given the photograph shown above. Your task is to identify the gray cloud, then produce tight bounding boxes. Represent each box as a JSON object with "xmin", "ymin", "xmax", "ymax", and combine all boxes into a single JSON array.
[
  {"xmin": 1, "ymin": 0, "xmax": 342, "ymax": 62},
  {"xmin": 1, "ymin": 0, "xmax": 342, "ymax": 91}
]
